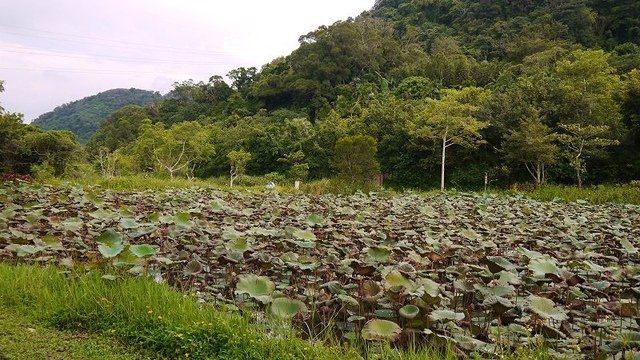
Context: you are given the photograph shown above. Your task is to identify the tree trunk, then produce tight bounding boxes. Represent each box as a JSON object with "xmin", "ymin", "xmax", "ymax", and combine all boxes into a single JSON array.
[
  {"xmin": 577, "ymin": 167, "xmax": 582, "ymax": 188},
  {"xmin": 441, "ymin": 136, "xmax": 447, "ymax": 192}
]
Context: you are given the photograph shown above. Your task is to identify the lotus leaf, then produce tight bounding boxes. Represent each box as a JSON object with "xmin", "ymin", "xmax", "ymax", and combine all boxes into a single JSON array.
[
  {"xmin": 226, "ymin": 238, "xmax": 251, "ymax": 252},
  {"xmin": 528, "ymin": 295, "xmax": 568, "ymax": 321},
  {"xmin": 336, "ymin": 294, "xmax": 359, "ymax": 307},
  {"xmin": 367, "ymin": 247, "xmax": 391, "ymax": 263},
  {"xmin": 361, "ymin": 319, "xmax": 402, "ymax": 341},
  {"xmin": 270, "ymin": 297, "xmax": 307, "ymax": 319},
  {"xmin": 292, "ymin": 229, "xmax": 316, "ymax": 241},
  {"xmin": 95, "ymin": 230, "xmax": 124, "ymax": 258},
  {"xmin": 482, "ymin": 256, "xmax": 516, "ymax": 273},
  {"xmin": 305, "ymin": 214, "xmax": 324, "ymax": 226},
  {"xmin": 236, "ymin": 274, "xmax": 275, "ymax": 304},
  {"xmin": 129, "ymin": 244, "xmax": 159, "ymax": 258},
  {"xmin": 429, "ymin": 309, "xmax": 464, "ymax": 322},
  {"xmin": 185, "ymin": 259, "xmax": 203, "ymax": 275},
  {"xmin": 399, "ymin": 305, "xmax": 420, "ymax": 319}
]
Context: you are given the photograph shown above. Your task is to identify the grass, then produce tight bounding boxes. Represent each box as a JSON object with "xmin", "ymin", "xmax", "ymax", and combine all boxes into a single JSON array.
[
  {"xmin": 0, "ymin": 263, "xmax": 364, "ymax": 360},
  {"xmin": 39, "ymin": 174, "xmax": 640, "ymax": 205},
  {"xmin": 518, "ymin": 183, "xmax": 640, "ymax": 205},
  {"xmin": 0, "ymin": 306, "xmax": 149, "ymax": 360},
  {"xmin": 0, "ymin": 263, "xmax": 555, "ymax": 360}
]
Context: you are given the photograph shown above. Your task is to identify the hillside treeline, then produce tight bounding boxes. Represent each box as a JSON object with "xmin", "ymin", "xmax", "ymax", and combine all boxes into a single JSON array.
[{"xmin": 2, "ymin": 0, "xmax": 639, "ymax": 189}]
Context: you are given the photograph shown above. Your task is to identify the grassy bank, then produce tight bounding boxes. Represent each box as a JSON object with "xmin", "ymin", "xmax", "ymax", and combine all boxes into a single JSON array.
[
  {"xmin": 0, "ymin": 305, "xmax": 149, "ymax": 360},
  {"xmin": 0, "ymin": 263, "xmax": 361, "ymax": 360},
  {"xmin": 516, "ymin": 183, "xmax": 640, "ymax": 205}
]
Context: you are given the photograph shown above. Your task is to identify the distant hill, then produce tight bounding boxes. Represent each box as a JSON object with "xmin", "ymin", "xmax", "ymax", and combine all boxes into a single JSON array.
[{"xmin": 32, "ymin": 88, "xmax": 162, "ymax": 143}]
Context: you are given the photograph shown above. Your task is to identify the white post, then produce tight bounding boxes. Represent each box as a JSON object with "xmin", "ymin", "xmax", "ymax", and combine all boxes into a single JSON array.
[{"xmin": 294, "ymin": 180, "xmax": 300, "ymax": 190}]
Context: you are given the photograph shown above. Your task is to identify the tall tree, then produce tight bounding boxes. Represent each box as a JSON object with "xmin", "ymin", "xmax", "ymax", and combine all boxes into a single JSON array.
[
  {"xmin": 334, "ymin": 135, "xmax": 381, "ymax": 187},
  {"xmin": 557, "ymin": 123, "xmax": 619, "ymax": 187},
  {"xmin": 409, "ymin": 87, "xmax": 490, "ymax": 191},
  {"xmin": 228, "ymin": 150, "xmax": 252, "ymax": 187},
  {"xmin": 502, "ymin": 113, "xmax": 559, "ymax": 188}
]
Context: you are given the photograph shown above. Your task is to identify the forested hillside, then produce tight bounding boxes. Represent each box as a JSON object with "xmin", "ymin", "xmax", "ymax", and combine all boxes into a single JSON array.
[
  {"xmin": 5, "ymin": 0, "xmax": 640, "ymax": 189},
  {"xmin": 32, "ymin": 88, "xmax": 162, "ymax": 143}
]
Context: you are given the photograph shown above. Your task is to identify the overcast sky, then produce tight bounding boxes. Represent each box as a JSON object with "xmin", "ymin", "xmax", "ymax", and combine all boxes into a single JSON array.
[{"xmin": 0, "ymin": 0, "xmax": 374, "ymax": 121}]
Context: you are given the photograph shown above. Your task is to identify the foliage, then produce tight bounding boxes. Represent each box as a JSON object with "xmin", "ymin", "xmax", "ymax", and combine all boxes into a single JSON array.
[
  {"xmin": 227, "ymin": 150, "xmax": 252, "ymax": 187},
  {"xmin": 502, "ymin": 113, "xmax": 559, "ymax": 187},
  {"xmin": 409, "ymin": 87, "xmax": 489, "ymax": 191},
  {"xmin": 33, "ymin": 88, "xmax": 161, "ymax": 143},
  {"xmin": 334, "ymin": 135, "xmax": 381, "ymax": 187}
]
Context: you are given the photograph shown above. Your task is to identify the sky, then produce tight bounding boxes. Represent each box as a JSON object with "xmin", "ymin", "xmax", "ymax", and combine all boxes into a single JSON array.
[{"xmin": 0, "ymin": 0, "xmax": 374, "ymax": 121}]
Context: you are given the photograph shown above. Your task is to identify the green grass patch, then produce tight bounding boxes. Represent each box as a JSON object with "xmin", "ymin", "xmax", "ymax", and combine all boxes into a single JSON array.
[
  {"xmin": 517, "ymin": 183, "xmax": 640, "ymax": 205},
  {"xmin": 0, "ymin": 263, "xmax": 361, "ymax": 360},
  {"xmin": 0, "ymin": 305, "xmax": 148, "ymax": 360}
]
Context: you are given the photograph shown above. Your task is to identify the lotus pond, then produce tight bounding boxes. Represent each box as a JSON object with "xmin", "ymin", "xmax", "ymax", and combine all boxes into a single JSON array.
[{"xmin": 1, "ymin": 183, "xmax": 639, "ymax": 359}]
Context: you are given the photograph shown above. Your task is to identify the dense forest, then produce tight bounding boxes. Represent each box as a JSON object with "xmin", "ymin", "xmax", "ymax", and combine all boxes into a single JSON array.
[
  {"xmin": 32, "ymin": 88, "xmax": 162, "ymax": 143},
  {"xmin": 2, "ymin": 0, "xmax": 640, "ymax": 189}
]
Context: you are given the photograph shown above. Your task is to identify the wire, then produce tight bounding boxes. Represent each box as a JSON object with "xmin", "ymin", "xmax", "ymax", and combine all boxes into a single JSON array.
[
  {"xmin": 0, "ymin": 46, "xmax": 233, "ymax": 66},
  {"xmin": 0, "ymin": 66, "xmax": 217, "ymax": 75},
  {"xmin": 0, "ymin": 26, "xmax": 235, "ymax": 56}
]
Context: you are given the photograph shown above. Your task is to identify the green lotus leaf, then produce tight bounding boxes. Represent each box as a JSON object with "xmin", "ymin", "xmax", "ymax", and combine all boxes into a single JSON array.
[
  {"xmin": 95, "ymin": 229, "xmax": 124, "ymax": 258},
  {"xmin": 222, "ymin": 227, "xmax": 244, "ymax": 240},
  {"xmin": 336, "ymin": 294, "xmax": 359, "ymax": 307},
  {"xmin": 16, "ymin": 244, "xmax": 41, "ymax": 257},
  {"xmin": 112, "ymin": 247, "xmax": 144, "ymax": 266},
  {"xmin": 270, "ymin": 297, "xmax": 307, "ymax": 319},
  {"xmin": 460, "ymin": 228, "xmax": 481, "ymax": 241},
  {"xmin": 384, "ymin": 270, "xmax": 414, "ymax": 290},
  {"xmin": 292, "ymin": 229, "xmax": 316, "ymax": 241},
  {"xmin": 236, "ymin": 274, "xmax": 275, "ymax": 304},
  {"xmin": 61, "ymin": 217, "xmax": 83, "ymax": 232},
  {"xmin": 528, "ymin": 295, "xmax": 568, "ymax": 321},
  {"xmin": 362, "ymin": 280, "xmax": 383, "ymax": 302},
  {"xmin": 417, "ymin": 278, "xmax": 441, "ymax": 298},
  {"xmin": 119, "ymin": 218, "xmax": 139, "ymax": 229},
  {"xmin": 305, "ymin": 214, "xmax": 324, "ymax": 226},
  {"xmin": 399, "ymin": 304, "xmax": 420, "ymax": 319},
  {"xmin": 361, "ymin": 319, "xmax": 402, "ymax": 341},
  {"xmin": 174, "ymin": 212, "xmax": 191, "ymax": 227},
  {"xmin": 620, "ymin": 239, "xmax": 637, "ymax": 254},
  {"xmin": 89, "ymin": 209, "xmax": 117, "ymax": 220},
  {"xmin": 41, "ymin": 234, "xmax": 64, "ymax": 250},
  {"xmin": 185, "ymin": 259, "xmax": 203, "ymax": 275},
  {"xmin": 129, "ymin": 244, "xmax": 159, "ymax": 258},
  {"xmin": 429, "ymin": 309, "xmax": 464, "ymax": 322},
  {"xmin": 321, "ymin": 281, "xmax": 342, "ymax": 294},
  {"xmin": 226, "ymin": 237, "xmax": 251, "ymax": 252},
  {"xmin": 528, "ymin": 258, "xmax": 561, "ymax": 278},
  {"xmin": 497, "ymin": 271, "xmax": 520, "ymax": 285},
  {"xmin": 481, "ymin": 256, "xmax": 516, "ymax": 273},
  {"xmin": 474, "ymin": 284, "xmax": 516, "ymax": 298},
  {"xmin": 374, "ymin": 309, "xmax": 397, "ymax": 319},
  {"xmin": 367, "ymin": 247, "xmax": 391, "ymax": 263}
]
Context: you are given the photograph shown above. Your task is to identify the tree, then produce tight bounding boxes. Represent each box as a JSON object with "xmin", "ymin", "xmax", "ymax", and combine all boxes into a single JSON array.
[
  {"xmin": 557, "ymin": 123, "xmax": 619, "ymax": 187},
  {"xmin": 334, "ymin": 135, "xmax": 380, "ymax": 187},
  {"xmin": 132, "ymin": 121, "xmax": 214, "ymax": 178},
  {"xmin": 408, "ymin": 87, "xmax": 490, "ymax": 191},
  {"xmin": 227, "ymin": 150, "xmax": 252, "ymax": 187},
  {"xmin": 554, "ymin": 50, "xmax": 622, "ymax": 127},
  {"xmin": 0, "ymin": 80, "xmax": 4, "ymax": 113},
  {"xmin": 21, "ymin": 130, "xmax": 81, "ymax": 176},
  {"xmin": 502, "ymin": 113, "xmax": 559, "ymax": 187}
]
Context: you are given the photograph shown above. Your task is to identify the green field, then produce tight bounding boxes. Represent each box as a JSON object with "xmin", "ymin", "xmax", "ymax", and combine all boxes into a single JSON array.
[{"xmin": 1, "ymin": 182, "xmax": 639, "ymax": 359}]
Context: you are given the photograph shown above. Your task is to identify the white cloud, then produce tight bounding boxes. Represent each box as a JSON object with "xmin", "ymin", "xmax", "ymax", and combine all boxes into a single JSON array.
[{"xmin": 0, "ymin": 0, "xmax": 373, "ymax": 120}]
